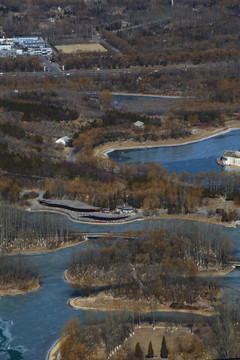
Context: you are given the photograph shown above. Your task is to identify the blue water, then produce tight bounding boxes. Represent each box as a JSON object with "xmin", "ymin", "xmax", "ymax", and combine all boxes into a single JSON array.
[
  {"xmin": 1, "ymin": 130, "xmax": 240, "ymax": 360},
  {"xmin": 109, "ymin": 129, "xmax": 240, "ymax": 174}
]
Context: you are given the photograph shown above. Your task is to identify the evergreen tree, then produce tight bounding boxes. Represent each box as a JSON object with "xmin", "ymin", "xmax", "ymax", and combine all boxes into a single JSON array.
[
  {"xmin": 135, "ymin": 342, "xmax": 143, "ymax": 359},
  {"xmin": 160, "ymin": 335, "xmax": 168, "ymax": 358},
  {"xmin": 147, "ymin": 341, "xmax": 154, "ymax": 357}
]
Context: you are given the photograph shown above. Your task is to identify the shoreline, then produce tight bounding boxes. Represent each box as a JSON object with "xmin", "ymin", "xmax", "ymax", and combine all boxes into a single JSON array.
[
  {"xmin": 67, "ymin": 292, "xmax": 213, "ymax": 317},
  {"xmin": 65, "ymin": 266, "xmax": 233, "ymax": 314},
  {"xmin": 47, "ymin": 337, "xmax": 63, "ymax": 360},
  {"xmin": 27, "ymin": 207, "xmax": 239, "ymax": 228},
  {"xmin": 93, "ymin": 121, "xmax": 240, "ymax": 158},
  {"xmin": 0, "ymin": 280, "xmax": 40, "ymax": 296},
  {"xmin": 2, "ymin": 239, "xmax": 87, "ymax": 256}
]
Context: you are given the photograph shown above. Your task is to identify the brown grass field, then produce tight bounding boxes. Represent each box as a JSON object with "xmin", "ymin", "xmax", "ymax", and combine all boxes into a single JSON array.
[{"xmin": 55, "ymin": 43, "xmax": 107, "ymax": 53}]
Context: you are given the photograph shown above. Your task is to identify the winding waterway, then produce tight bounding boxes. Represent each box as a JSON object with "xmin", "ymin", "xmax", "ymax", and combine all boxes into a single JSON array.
[{"xmin": 1, "ymin": 129, "xmax": 240, "ymax": 360}]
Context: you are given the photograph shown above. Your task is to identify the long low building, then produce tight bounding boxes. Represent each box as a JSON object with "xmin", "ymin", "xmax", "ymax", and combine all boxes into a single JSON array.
[
  {"xmin": 0, "ymin": 36, "xmax": 53, "ymax": 57},
  {"xmin": 81, "ymin": 213, "xmax": 128, "ymax": 222},
  {"xmin": 39, "ymin": 199, "xmax": 100, "ymax": 212},
  {"xmin": 39, "ymin": 198, "xmax": 131, "ymax": 221},
  {"xmin": 218, "ymin": 150, "xmax": 240, "ymax": 167}
]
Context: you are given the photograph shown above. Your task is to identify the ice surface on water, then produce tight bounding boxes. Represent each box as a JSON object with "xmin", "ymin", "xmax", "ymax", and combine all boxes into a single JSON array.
[
  {"xmin": 0, "ymin": 318, "xmax": 12, "ymax": 348},
  {"xmin": 0, "ymin": 318, "xmax": 24, "ymax": 360}
]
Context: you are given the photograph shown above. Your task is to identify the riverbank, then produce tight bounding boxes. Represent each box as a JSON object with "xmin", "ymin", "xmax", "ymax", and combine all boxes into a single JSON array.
[
  {"xmin": 2, "ymin": 239, "xmax": 87, "ymax": 256},
  {"xmin": 94, "ymin": 120, "xmax": 240, "ymax": 158},
  {"xmin": 65, "ymin": 264, "xmax": 234, "ymax": 289},
  {"xmin": 28, "ymin": 204, "xmax": 238, "ymax": 228},
  {"xmin": 47, "ymin": 337, "xmax": 64, "ymax": 360},
  {"xmin": 0, "ymin": 280, "xmax": 40, "ymax": 295},
  {"xmin": 65, "ymin": 266, "xmax": 233, "ymax": 315},
  {"xmin": 0, "ymin": 211, "xmax": 236, "ymax": 257},
  {"xmin": 3, "ymin": 212, "xmax": 235, "ymax": 257},
  {"xmin": 68, "ymin": 291, "xmax": 214, "ymax": 316}
]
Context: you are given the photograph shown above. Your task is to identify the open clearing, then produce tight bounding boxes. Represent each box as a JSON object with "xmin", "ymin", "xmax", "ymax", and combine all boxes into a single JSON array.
[
  {"xmin": 113, "ymin": 325, "xmax": 207, "ymax": 360},
  {"xmin": 55, "ymin": 43, "xmax": 107, "ymax": 53}
]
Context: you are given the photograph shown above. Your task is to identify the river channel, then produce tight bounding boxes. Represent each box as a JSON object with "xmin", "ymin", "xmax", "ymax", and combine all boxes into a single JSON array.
[{"xmin": 0, "ymin": 129, "xmax": 240, "ymax": 360}]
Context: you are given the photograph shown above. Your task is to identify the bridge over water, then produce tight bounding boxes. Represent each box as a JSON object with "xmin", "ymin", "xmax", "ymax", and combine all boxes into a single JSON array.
[
  {"xmin": 81, "ymin": 232, "xmax": 137, "ymax": 239},
  {"xmin": 227, "ymin": 260, "xmax": 240, "ymax": 268}
]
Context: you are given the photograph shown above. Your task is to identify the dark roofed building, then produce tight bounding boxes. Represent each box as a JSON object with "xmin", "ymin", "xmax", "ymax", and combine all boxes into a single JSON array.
[
  {"xmin": 39, "ymin": 199, "xmax": 99, "ymax": 212},
  {"xmin": 82, "ymin": 212, "xmax": 128, "ymax": 222}
]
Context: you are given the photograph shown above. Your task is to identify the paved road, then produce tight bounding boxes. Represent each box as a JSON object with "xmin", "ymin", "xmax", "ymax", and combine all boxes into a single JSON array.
[
  {"xmin": 94, "ymin": 34, "xmax": 122, "ymax": 55},
  {"xmin": 40, "ymin": 56, "xmax": 62, "ymax": 73},
  {"xmin": 0, "ymin": 62, "xmax": 238, "ymax": 79}
]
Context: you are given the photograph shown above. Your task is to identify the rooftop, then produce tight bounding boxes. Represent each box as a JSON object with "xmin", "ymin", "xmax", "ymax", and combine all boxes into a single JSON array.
[
  {"xmin": 222, "ymin": 150, "xmax": 240, "ymax": 159},
  {"xmin": 40, "ymin": 199, "xmax": 99, "ymax": 211},
  {"xmin": 134, "ymin": 120, "xmax": 144, "ymax": 128}
]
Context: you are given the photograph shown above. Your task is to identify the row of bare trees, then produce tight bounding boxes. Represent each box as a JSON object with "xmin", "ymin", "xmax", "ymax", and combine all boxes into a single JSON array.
[
  {"xmin": 0, "ymin": 255, "xmax": 39, "ymax": 289},
  {"xmin": 0, "ymin": 204, "xmax": 71, "ymax": 251}
]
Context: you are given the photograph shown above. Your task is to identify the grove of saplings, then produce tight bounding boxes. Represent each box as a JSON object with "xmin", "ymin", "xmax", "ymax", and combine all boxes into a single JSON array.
[
  {"xmin": 0, "ymin": 255, "xmax": 39, "ymax": 291},
  {"xmin": 0, "ymin": 204, "xmax": 82, "ymax": 252},
  {"xmin": 68, "ymin": 225, "xmax": 231, "ymax": 305}
]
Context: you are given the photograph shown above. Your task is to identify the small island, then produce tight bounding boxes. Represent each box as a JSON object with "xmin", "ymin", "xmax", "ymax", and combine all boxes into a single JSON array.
[
  {"xmin": 0, "ymin": 255, "xmax": 40, "ymax": 295},
  {"xmin": 65, "ymin": 227, "xmax": 234, "ymax": 315}
]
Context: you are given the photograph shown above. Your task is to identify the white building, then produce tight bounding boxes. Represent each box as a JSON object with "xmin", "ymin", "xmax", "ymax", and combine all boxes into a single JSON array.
[
  {"xmin": 116, "ymin": 204, "xmax": 134, "ymax": 213},
  {"xmin": 0, "ymin": 36, "xmax": 53, "ymax": 57},
  {"xmin": 56, "ymin": 136, "xmax": 70, "ymax": 146},
  {"xmin": 0, "ymin": 44, "xmax": 12, "ymax": 50},
  {"xmin": 221, "ymin": 150, "xmax": 240, "ymax": 167},
  {"xmin": 134, "ymin": 120, "xmax": 144, "ymax": 129}
]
